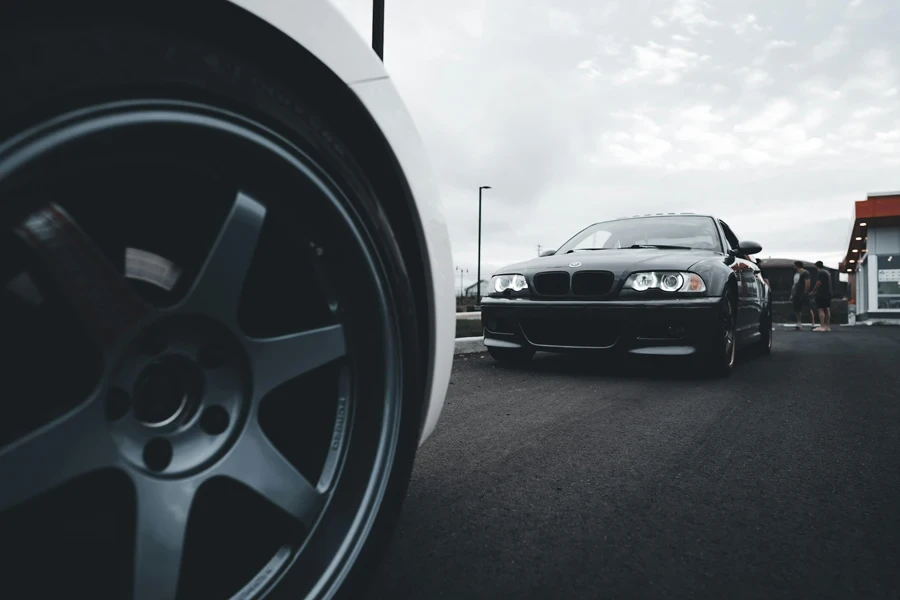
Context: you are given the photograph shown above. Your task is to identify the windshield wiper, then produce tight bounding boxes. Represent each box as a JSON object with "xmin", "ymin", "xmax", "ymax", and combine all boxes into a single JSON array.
[
  {"xmin": 627, "ymin": 244, "xmax": 693, "ymax": 250},
  {"xmin": 566, "ymin": 248, "xmax": 613, "ymax": 253}
]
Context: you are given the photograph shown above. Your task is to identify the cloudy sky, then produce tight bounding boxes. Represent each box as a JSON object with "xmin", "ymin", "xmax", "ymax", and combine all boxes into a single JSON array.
[{"xmin": 332, "ymin": 0, "xmax": 899, "ymax": 291}]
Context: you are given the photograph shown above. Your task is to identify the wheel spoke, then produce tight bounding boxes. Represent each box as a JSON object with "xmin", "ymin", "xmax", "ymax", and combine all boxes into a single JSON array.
[
  {"xmin": 15, "ymin": 204, "xmax": 151, "ymax": 353},
  {"xmin": 131, "ymin": 476, "xmax": 198, "ymax": 600},
  {"xmin": 216, "ymin": 419, "xmax": 323, "ymax": 528},
  {"xmin": 177, "ymin": 192, "xmax": 265, "ymax": 323},
  {"xmin": 0, "ymin": 394, "xmax": 113, "ymax": 512},
  {"xmin": 246, "ymin": 324, "xmax": 346, "ymax": 399}
]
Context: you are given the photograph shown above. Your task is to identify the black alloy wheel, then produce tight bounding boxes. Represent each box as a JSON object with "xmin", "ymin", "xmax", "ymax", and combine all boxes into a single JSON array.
[
  {"xmin": 0, "ymin": 97, "xmax": 422, "ymax": 600},
  {"xmin": 707, "ymin": 288, "xmax": 737, "ymax": 377},
  {"xmin": 758, "ymin": 303, "xmax": 774, "ymax": 355}
]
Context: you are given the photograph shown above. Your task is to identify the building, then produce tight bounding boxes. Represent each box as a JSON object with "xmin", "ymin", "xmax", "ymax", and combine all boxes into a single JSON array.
[
  {"xmin": 464, "ymin": 280, "xmax": 488, "ymax": 297},
  {"xmin": 840, "ymin": 191, "xmax": 900, "ymax": 321}
]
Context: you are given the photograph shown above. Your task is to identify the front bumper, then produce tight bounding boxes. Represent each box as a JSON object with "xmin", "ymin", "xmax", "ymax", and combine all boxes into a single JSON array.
[{"xmin": 480, "ymin": 297, "xmax": 721, "ymax": 356}]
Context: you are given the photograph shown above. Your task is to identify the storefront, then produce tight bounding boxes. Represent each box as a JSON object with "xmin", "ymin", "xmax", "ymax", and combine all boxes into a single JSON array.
[{"xmin": 840, "ymin": 191, "xmax": 900, "ymax": 321}]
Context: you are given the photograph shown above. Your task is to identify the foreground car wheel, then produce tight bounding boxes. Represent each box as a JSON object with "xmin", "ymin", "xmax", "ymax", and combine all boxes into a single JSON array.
[
  {"xmin": 706, "ymin": 288, "xmax": 737, "ymax": 377},
  {"xmin": 0, "ymin": 21, "xmax": 425, "ymax": 600},
  {"xmin": 487, "ymin": 346, "xmax": 536, "ymax": 364}
]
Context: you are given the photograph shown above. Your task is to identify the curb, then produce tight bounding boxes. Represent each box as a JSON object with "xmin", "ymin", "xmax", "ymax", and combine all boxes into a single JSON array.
[
  {"xmin": 454, "ymin": 336, "xmax": 486, "ymax": 355},
  {"xmin": 456, "ymin": 312, "xmax": 482, "ymax": 321}
]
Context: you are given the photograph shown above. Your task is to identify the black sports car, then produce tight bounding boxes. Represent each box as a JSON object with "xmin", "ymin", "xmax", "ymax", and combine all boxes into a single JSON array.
[{"xmin": 481, "ymin": 214, "xmax": 772, "ymax": 375}]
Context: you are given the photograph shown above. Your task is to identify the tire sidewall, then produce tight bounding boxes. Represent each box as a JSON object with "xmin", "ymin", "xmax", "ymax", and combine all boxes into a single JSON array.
[{"xmin": 707, "ymin": 288, "xmax": 736, "ymax": 377}]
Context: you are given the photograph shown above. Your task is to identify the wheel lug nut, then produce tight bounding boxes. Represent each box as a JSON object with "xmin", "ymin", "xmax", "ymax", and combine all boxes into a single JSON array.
[
  {"xmin": 200, "ymin": 406, "xmax": 230, "ymax": 435},
  {"xmin": 143, "ymin": 438, "xmax": 173, "ymax": 472},
  {"xmin": 198, "ymin": 345, "xmax": 227, "ymax": 370},
  {"xmin": 105, "ymin": 388, "xmax": 131, "ymax": 422}
]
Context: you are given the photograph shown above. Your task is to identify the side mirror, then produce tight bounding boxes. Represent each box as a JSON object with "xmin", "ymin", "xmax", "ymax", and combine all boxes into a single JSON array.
[
  {"xmin": 539, "ymin": 249, "xmax": 557, "ymax": 257},
  {"xmin": 738, "ymin": 240, "xmax": 762, "ymax": 255}
]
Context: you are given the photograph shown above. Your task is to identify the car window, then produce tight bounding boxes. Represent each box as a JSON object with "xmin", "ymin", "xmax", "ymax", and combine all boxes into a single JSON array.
[
  {"xmin": 719, "ymin": 221, "xmax": 741, "ymax": 252},
  {"xmin": 571, "ymin": 230, "xmax": 613, "ymax": 251},
  {"xmin": 559, "ymin": 216, "xmax": 723, "ymax": 252}
]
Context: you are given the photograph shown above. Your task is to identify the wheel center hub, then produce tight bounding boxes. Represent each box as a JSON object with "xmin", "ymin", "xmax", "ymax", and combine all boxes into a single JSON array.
[
  {"xmin": 133, "ymin": 359, "xmax": 193, "ymax": 427},
  {"xmin": 106, "ymin": 316, "xmax": 250, "ymax": 476}
]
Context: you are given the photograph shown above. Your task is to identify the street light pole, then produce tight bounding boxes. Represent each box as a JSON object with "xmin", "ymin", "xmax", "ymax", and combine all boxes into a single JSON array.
[
  {"xmin": 455, "ymin": 266, "xmax": 469, "ymax": 296},
  {"xmin": 372, "ymin": 0, "xmax": 385, "ymax": 61},
  {"xmin": 477, "ymin": 185, "xmax": 491, "ymax": 302}
]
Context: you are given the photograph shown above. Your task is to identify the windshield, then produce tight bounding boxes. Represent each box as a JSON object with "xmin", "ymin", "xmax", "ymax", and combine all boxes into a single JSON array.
[{"xmin": 557, "ymin": 216, "xmax": 723, "ymax": 253}]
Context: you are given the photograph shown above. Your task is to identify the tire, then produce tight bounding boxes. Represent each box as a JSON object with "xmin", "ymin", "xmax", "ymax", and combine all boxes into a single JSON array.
[
  {"xmin": 0, "ymin": 13, "xmax": 424, "ymax": 600},
  {"xmin": 705, "ymin": 287, "xmax": 737, "ymax": 377},
  {"xmin": 487, "ymin": 346, "xmax": 536, "ymax": 364},
  {"xmin": 758, "ymin": 303, "xmax": 773, "ymax": 355}
]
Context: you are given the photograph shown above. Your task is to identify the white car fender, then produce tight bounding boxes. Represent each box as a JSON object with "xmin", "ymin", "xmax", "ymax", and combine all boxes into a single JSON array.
[
  {"xmin": 350, "ymin": 78, "xmax": 455, "ymax": 446},
  {"xmin": 227, "ymin": 0, "xmax": 455, "ymax": 445}
]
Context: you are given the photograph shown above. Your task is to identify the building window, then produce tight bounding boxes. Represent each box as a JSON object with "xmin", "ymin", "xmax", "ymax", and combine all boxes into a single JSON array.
[{"xmin": 877, "ymin": 255, "xmax": 900, "ymax": 309}]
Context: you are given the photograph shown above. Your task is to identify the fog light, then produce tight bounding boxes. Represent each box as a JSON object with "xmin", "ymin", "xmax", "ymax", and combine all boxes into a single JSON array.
[{"xmin": 668, "ymin": 325, "xmax": 686, "ymax": 338}]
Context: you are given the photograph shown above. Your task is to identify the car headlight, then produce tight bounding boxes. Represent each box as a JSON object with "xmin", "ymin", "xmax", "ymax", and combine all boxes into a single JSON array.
[
  {"xmin": 624, "ymin": 271, "xmax": 706, "ymax": 293},
  {"xmin": 490, "ymin": 274, "xmax": 528, "ymax": 294}
]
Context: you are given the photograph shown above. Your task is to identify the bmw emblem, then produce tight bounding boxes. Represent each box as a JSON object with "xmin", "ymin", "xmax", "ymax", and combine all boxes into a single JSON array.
[{"xmin": 568, "ymin": 261, "xmax": 582, "ymax": 268}]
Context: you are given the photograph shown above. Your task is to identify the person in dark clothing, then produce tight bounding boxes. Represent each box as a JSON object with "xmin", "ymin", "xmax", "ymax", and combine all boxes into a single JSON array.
[
  {"xmin": 790, "ymin": 261, "xmax": 815, "ymax": 330},
  {"xmin": 811, "ymin": 260, "xmax": 833, "ymax": 332}
]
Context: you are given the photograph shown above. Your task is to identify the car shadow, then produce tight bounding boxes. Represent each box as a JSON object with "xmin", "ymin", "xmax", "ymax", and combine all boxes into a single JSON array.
[{"xmin": 486, "ymin": 347, "xmax": 765, "ymax": 381}]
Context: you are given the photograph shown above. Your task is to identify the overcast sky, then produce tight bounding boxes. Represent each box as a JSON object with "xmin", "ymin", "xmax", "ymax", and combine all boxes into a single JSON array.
[{"xmin": 332, "ymin": 0, "xmax": 899, "ymax": 290}]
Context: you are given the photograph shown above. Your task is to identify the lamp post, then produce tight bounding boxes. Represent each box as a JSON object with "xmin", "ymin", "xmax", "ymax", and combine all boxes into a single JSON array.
[
  {"xmin": 477, "ymin": 185, "xmax": 491, "ymax": 302},
  {"xmin": 372, "ymin": 0, "xmax": 385, "ymax": 60},
  {"xmin": 455, "ymin": 266, "xmax": 469, "ymax": 296}
]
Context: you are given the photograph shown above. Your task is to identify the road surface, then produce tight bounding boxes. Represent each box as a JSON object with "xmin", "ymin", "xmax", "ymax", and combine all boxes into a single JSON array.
[{"xmin": 367, "ymin": 326, "xmax": 900, "ymax": 599}]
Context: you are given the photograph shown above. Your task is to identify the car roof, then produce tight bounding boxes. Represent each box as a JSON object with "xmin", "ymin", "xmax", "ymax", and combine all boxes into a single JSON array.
[{"xmin": 604, "ymin": 213, "xmax": 718, "ymax": 222}]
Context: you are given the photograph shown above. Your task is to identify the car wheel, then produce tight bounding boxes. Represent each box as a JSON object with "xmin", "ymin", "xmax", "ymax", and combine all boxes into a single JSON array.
[
  {"xmin": 759, "ymin": 304, "xmax": 773, "ymax": 355},
  {"xmin": 0, "ymin": 17, "xmax": 425, "ymax": 600},
  {"xmin": 706, "ymin": 288, "xmax": 737, "ymax": 377},
  {"xmin": 487, "ymin": 346, "xmax": 536, "ymax": 364}
]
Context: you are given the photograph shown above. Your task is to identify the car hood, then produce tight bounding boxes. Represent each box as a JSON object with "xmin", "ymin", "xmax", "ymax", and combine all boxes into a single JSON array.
[{"xmin": 496, "ymin": 249, "xmax": 722, "ymax": 277}]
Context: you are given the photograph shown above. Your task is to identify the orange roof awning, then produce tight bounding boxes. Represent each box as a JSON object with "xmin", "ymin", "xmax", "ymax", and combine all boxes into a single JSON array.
[{"xmin": 840, "ymin": 192, "xmax": 900, "ymax": 271}]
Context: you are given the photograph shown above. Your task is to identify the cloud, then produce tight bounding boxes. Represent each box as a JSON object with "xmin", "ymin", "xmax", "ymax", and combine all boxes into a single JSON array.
[
  {"xmin": 732, "ymin": 14, "xmax": 767, "ymax": 35},
  {"xmin": 734, "ymin": 99, "xmax": 797, "ymax": 133},
  {"xmin": 852, "ymin": 106, "xmax": 889, "ymax": 120},
  {"xmin": 576, "ymin": 58, "xmax": 603, "ymax": 79},
  {"xmin": 766, "ymin": 40, "xmax": 797, "ymax": 50},
  {"xmin": 803, "ymin": 109, "xmax": 827, "ymax": 129},
  {"xmin": 616, "ymin": 42, "xmax": 709, "ymax": 85},
  {"xmin": 737, "ymin": 67, "xmax": 774, "ymax": 88},
  {"xmin": 812, "ymin": 26, "xmax": 848, "ymax": 61},
  {"xmin": 662, "ymin": 0, "xmax": 721, "ymax": 31},
  {"xmin": 327, "ymin": 0, "xmax": 900, "ymax": 271}
]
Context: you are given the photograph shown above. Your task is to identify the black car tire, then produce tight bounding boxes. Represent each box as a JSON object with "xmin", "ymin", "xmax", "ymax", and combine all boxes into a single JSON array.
[
  {"xmin": 0, "ymin": 12, "xmax": 425, "ymax": 600},
  {"xmin": 759, "ymin": 303, "xmax": 773, "ymax": 355},
  {"xmin": 487, "ymin": 346, "xmax": 536, "ymax": 364},
  {"xmin": 705, "ymin": 287, "xmax": 737, "ymax": 377}
]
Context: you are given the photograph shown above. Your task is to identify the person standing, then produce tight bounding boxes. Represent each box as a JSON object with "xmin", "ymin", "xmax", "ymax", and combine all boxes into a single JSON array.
[
  {"xmin": 790, "ymin": 261, "xmax": 815, "ymax": 330},
  {"xmin": 811, "ymin": 260, "xmax": 833, "ymax": 332}
]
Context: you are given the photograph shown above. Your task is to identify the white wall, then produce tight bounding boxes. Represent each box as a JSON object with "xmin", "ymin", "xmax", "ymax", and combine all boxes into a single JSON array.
[{"xmin": 871, "ymin": 226, "xmax": 900, "ymax": 256}]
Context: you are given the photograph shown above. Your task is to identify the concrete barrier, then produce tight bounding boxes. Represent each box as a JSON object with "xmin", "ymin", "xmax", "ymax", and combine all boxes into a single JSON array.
[{"xmin": 454, "ymin": 336, "xmax": 486, "ymax": 355}]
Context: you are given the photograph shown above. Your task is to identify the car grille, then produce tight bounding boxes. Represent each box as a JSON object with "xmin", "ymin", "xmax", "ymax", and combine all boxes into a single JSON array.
[
  {"xmin": 520, "ymin": 317, "xmax": 619, "ymax": 347},
  {"xmin": 571, "ymin": 271, "xmax": 615, "ymax": 296},
  {"xmin": 532, "ymin": 272, "xmax": 570, "ymax": 296}
]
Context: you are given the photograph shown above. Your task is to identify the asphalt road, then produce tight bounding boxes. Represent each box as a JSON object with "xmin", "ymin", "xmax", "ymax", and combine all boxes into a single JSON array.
[{"xmin": 366, "ymin": 326, "xmax": 900, "ymax": 600}]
